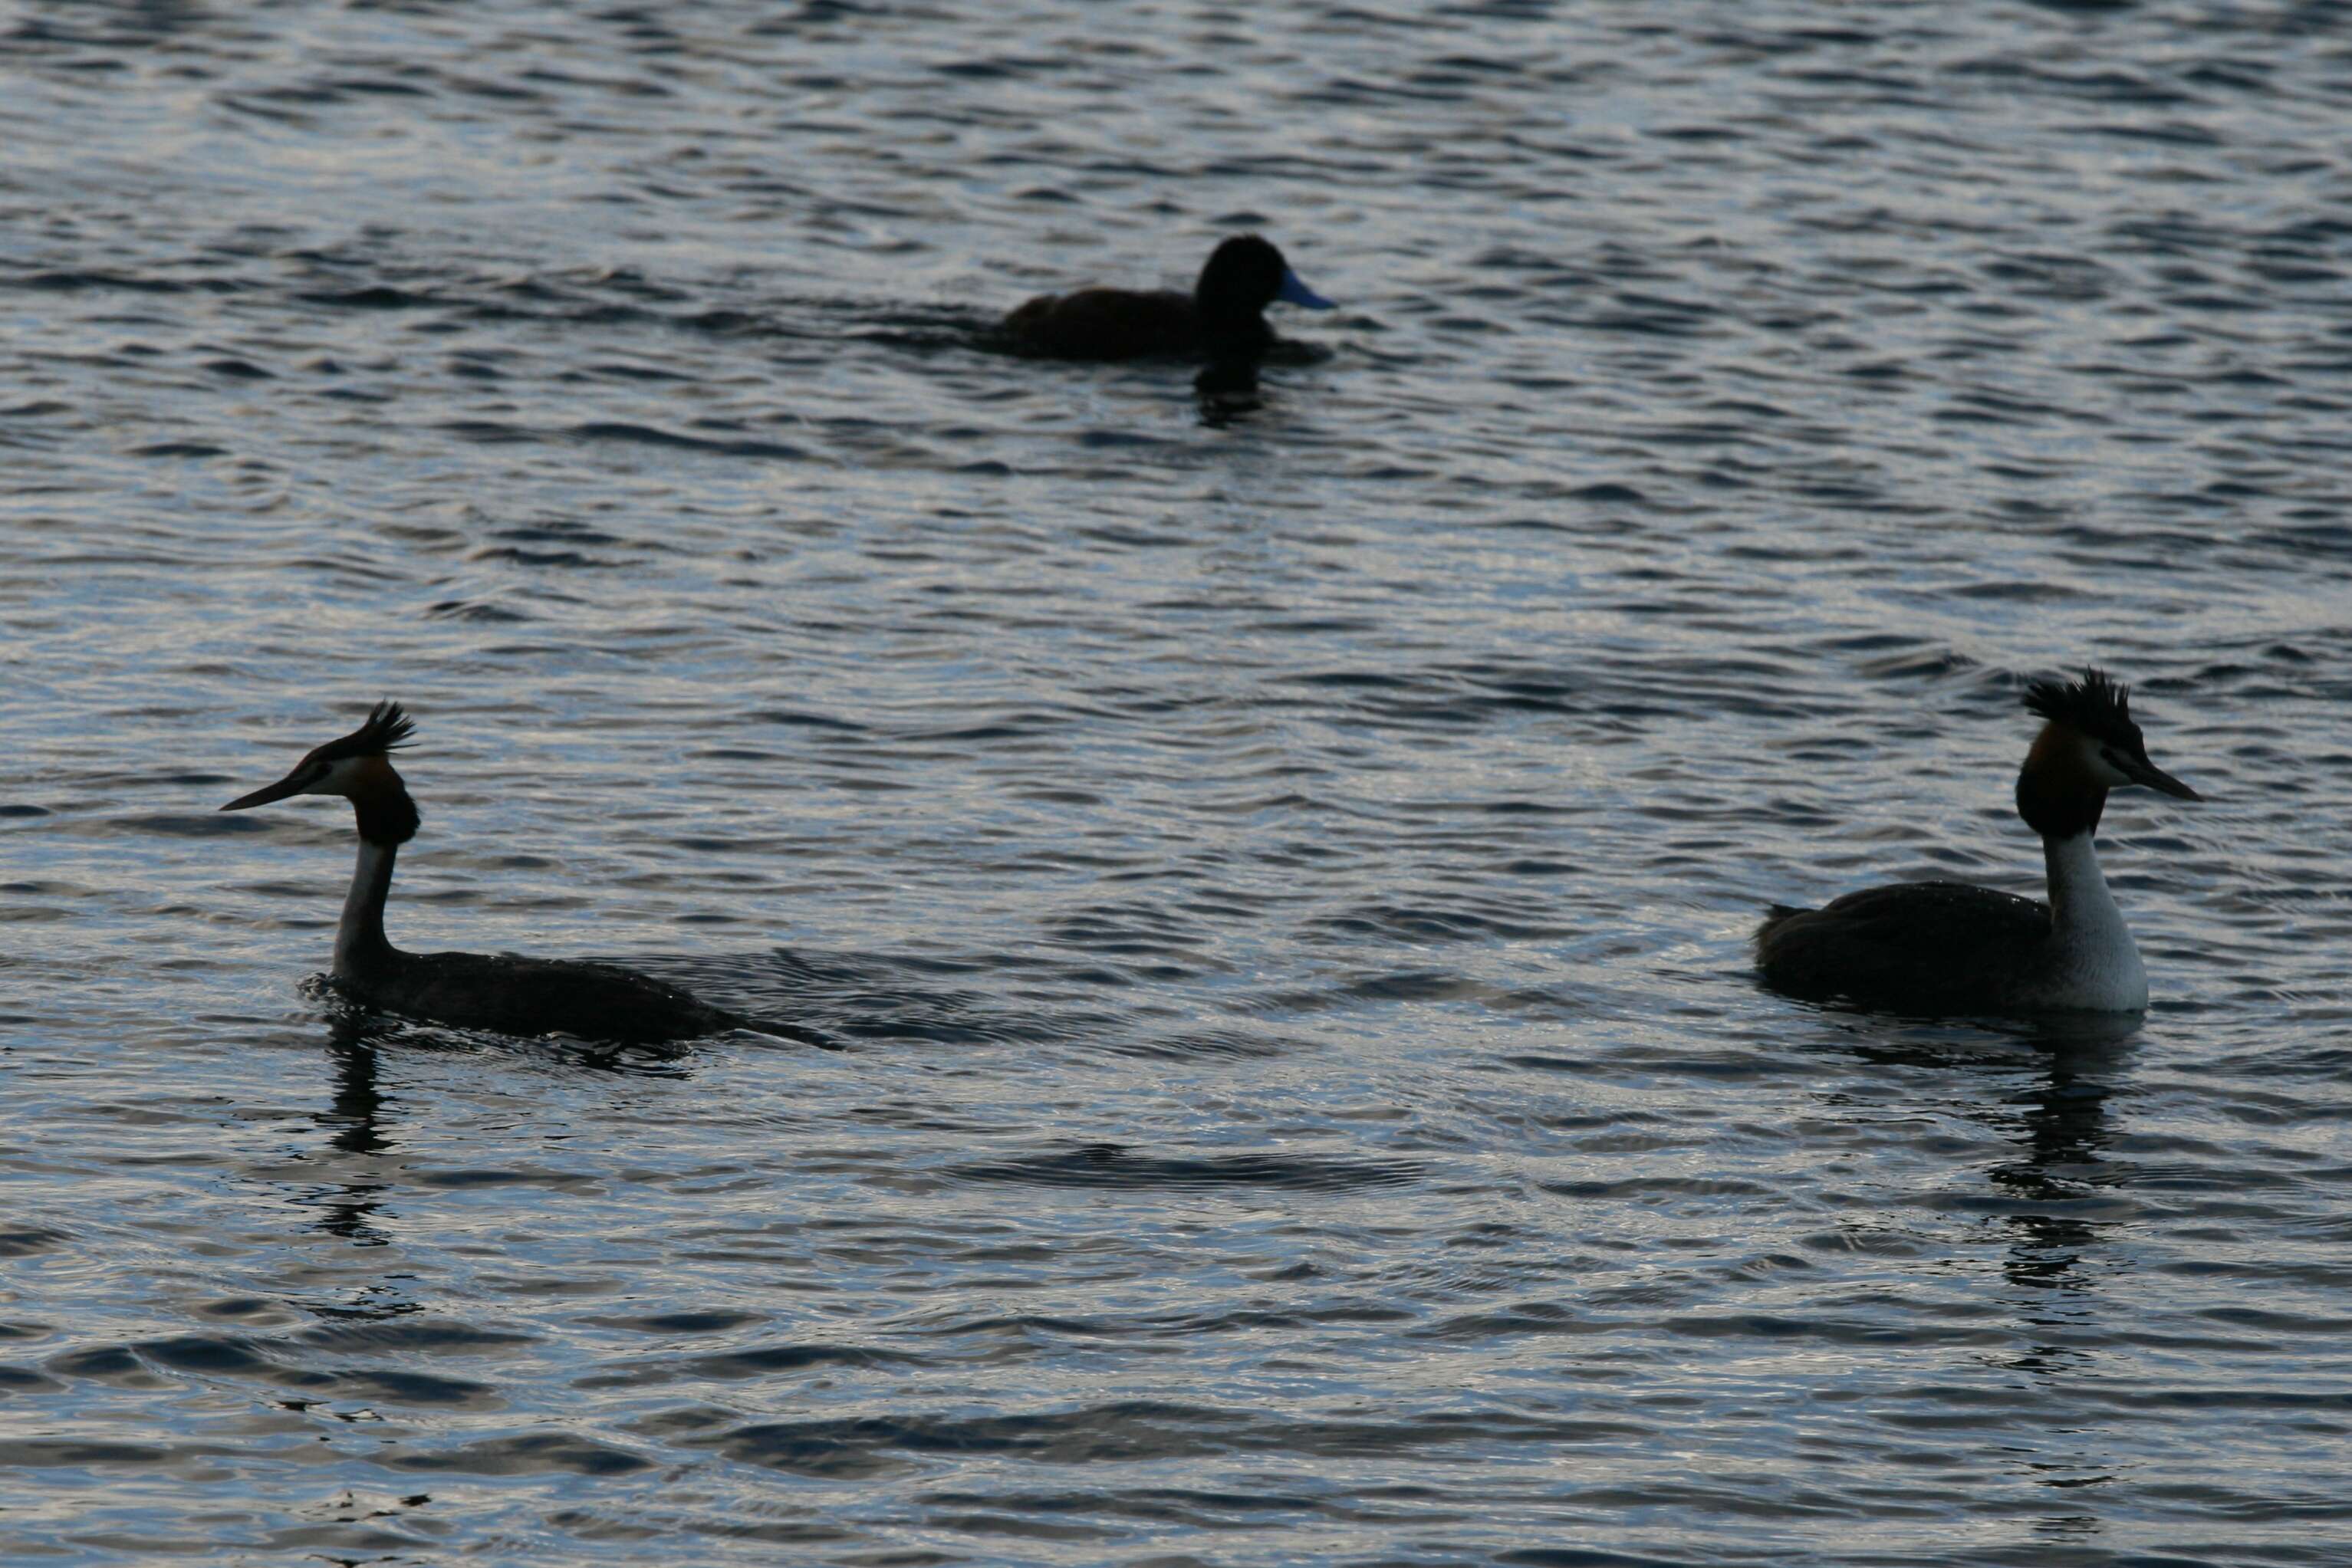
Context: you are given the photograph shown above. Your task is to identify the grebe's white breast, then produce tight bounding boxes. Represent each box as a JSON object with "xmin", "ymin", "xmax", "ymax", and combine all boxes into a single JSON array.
[{"xmin": 2030, "ymin": 830, "xmax": 2147, "ymax": 1011}]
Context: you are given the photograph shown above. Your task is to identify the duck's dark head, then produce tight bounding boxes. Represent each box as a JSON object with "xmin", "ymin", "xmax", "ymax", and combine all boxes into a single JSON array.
[
  {"xmin": 1194, "ymin": 235, "xmax": 1335, "ymax": 323},
  {"xmin": 2015, "ymin": 669, "xmax": 2199, "ymax": 840},
  {"xmin": 222, "ymin": 700, "xmax": 421, "ymax": 846}
]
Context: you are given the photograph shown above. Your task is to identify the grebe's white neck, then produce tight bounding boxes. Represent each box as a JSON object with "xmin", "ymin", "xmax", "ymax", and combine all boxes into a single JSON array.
[
  {"xmin": 333, "ymin": 837, "xmax": 400, "ymax": 980},
  {"xmin": 2041, "ymin": 830, "xmax": 2147, "ymax": 1011}
]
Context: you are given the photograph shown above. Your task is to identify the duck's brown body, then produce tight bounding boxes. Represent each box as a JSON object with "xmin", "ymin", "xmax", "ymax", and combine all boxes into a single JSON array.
[{"xmin": 1004, "ymin": 288, "xmax": 1208, "ymax": 360}]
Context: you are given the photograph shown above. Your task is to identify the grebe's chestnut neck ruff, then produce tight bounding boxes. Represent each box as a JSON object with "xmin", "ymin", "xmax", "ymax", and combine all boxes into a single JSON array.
[
  {"xmin": 1755, "ymin": 669, "xmax": 2202, "ymax": 1015},
  {"xmin": 221, "ymin": 702, "xmax": 827, "ymax": 1047}
]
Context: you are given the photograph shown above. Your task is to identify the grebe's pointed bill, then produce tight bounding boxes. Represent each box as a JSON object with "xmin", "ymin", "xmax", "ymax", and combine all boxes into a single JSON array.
[
  {"xmin": 1276, "ymin": 267, "xmax": 1336, "ymax": 311},
  {"xmin": 221, "ymin": 768, "xmax": 317, "ymax": 812},
  {"xmin": 2120, "ymin": 754, "xmax": 2200, "ymax": 801}
]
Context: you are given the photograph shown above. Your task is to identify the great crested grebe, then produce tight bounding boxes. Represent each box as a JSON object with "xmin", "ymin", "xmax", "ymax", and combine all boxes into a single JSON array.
[
  {"xmin": 222, "ymin": 702, "xmax": 828, "ymax": 1047},
  {"xmin": 1756, "ymin": 669, "xmax": 2202, "ymax": 1014}
]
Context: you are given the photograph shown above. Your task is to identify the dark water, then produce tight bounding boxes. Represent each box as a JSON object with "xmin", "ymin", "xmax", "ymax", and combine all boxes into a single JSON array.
[{"xmin": 5, "ymin": 2, "xmax": 2351, "ymax": 1563}]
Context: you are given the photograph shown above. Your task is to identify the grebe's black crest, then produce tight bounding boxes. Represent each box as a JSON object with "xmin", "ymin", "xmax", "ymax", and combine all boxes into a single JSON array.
[
  {"xmin": 318, "ymin": 701, "xmax": 416, "ymax": 762},
  {"xmin": 2023, "ymin": 669, "xmax": 2137, "ymax": 748}
]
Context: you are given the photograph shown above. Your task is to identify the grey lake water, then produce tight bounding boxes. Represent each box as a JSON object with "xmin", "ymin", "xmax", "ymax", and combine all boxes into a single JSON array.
[{"xmin": 5, "ymin": 2, "xmax": 2351, "ymax": 1563}]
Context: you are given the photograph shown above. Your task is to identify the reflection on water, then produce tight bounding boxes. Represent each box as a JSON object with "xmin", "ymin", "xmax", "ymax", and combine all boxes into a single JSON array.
[
  {"xmin": 314, "ymin": 1026, "xmax": 390, "ymax": 1246},
  {"xmin": 1995, "ymin": 1024, "xmax": 2137, "ymax": 1544},
  {"xmin": 1992, "ymin": 1024, "xmax": 2134, "ymax": 1297}
]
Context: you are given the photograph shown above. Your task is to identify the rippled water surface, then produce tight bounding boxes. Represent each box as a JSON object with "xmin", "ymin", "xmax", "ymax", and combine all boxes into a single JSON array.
[{"xmin": 6, "ymin": 2, "xmax": 2352, "ymax": 1563}]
